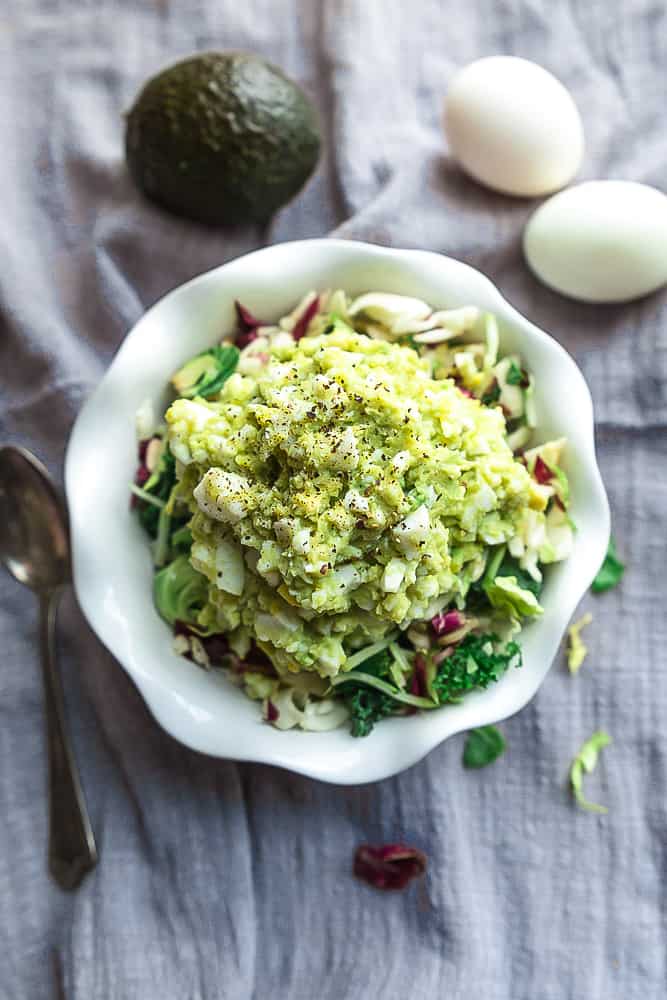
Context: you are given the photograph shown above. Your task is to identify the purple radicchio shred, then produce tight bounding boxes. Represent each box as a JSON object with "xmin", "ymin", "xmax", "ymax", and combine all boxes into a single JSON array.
[
  {"xmin": 353, "ymin": 843, "xmax": 427, "ymax": 891},
  {"xmin": 533, "ymin": 455, "xmax": 554, "ymax": 485},
  {"xmin": 130, "ymin": 460, "xmax": 150, "ymax": 509},
  {"xmin": 234, "ymin": 300, "xmax": 265, "ymax": 349},
  {"xmin": 291, "ymin": 296, "xmax": 320, "ymax": 341},
  {"xmin": 172, "ymin": 622, "xmax": 240, "ymax": 669},
  {"xmin": 431, "ymin": 609, "xmax": 465, "ymax": 636},
  {"xmin": 410, "ymin": 653, "xmax": 427, "ymax": 698},
  {"xmin": 235, "ymin": 299, "xmax": 264, "ymax": 332},
  {"xmin": 138, "ymin": 438, "xmax": 150, "ymax": 463},
  {"xmin": 235, "ymin": 329, "xmax": 260, "ymax": 350},
  {"xmin": 266, "ymin": 700, "xmax": 279, "ymax": 723},
  {"xmin": 135, "ymin": 464, "xmax": 150, "ymax": 487},
  {"xmin": 200, "ymin": 633, "xmax": 235, "ymax": 666},
  {"xmin": 457, "ymin": 385, "xmax": 473, "ymax": 398}
]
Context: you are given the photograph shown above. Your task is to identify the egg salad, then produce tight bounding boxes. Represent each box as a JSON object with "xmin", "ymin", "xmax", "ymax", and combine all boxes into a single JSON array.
[{"xmin": 131, "ymin": 290, "xmax": 573, "ymax": 736}]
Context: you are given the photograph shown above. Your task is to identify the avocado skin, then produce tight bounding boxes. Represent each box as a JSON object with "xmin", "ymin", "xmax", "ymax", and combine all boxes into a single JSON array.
[{"xmin": 125, "ymin": 52, "xmax": 321, "ymax": 226}]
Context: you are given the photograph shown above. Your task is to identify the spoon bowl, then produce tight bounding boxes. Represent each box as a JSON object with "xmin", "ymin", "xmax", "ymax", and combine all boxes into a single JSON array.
[{"xmin": 0, "ymin": 447, "xmax": 70, "ymax": 593}]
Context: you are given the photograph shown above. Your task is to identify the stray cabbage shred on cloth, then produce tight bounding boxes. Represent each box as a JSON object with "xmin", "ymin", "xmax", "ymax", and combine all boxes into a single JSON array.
[{"xmin": 131, "ymin": 289, "xmax": 574, "ymax": 736}]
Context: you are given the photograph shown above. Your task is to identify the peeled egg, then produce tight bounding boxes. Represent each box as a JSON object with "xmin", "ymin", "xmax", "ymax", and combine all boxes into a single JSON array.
[
  {"xmin": 444, "ymin": 56, "xmax": 584, "ymax": 197},
  {"xmin": 524, "ymin": 181, "xmax": 667, "ymax": 303}
]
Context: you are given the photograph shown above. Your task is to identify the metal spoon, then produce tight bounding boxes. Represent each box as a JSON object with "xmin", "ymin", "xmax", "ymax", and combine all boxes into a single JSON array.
[{"xmin": 0, "ymin": 446, "xmax": 97, "ymax": 890}]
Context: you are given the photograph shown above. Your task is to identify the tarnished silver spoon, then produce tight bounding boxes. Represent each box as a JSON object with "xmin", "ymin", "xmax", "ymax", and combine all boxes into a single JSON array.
[{"xmin": 0, "ymin": 446, "xmax": 97, "ymax": 889}]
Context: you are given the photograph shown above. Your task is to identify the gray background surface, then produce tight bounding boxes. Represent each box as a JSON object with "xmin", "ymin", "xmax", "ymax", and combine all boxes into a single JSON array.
[{"xmin": 1, "ymin": 1, "xmax": 666, "ymax": 997}]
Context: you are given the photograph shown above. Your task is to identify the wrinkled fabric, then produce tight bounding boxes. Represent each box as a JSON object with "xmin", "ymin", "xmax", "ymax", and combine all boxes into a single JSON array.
[{"xmin": 1, "ymin": 2, "xmax": 666, "ymax": 998}]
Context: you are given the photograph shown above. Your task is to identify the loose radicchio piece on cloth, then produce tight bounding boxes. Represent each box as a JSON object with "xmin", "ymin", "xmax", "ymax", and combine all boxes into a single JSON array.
[{"xmin": 353, "ymin": 843, "xmax": 427, "ymax": 890}]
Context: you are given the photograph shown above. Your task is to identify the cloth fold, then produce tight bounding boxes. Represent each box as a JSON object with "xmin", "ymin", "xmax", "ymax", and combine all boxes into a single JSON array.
[{"xmin": 1, "ymin": 1, "xmax": 665, "ymax": 997}]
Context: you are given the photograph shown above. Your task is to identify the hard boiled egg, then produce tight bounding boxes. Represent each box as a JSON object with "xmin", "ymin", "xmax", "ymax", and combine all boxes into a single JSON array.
[
  {"xmin": 523, "ymin": 181, "xmax": 667, "ymax": 303},
  {"xmin": 444, "ymin": 56, "xmax": 584, "ymax": 197}
]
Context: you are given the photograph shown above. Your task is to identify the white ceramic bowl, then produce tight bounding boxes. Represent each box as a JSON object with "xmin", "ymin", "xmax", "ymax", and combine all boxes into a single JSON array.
[{"xmin": 65, "ymin": 239, "xmax": 609, "ymax": 784}]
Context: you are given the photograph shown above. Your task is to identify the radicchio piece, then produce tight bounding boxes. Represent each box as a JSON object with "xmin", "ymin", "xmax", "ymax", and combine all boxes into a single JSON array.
[
  {"xmin": 410, "ymin": 653, "xmax": 427, "ymax": 698},
  {"xmin": 457, "ymin": 386, "xmax": 473, "ymax": 398},
  {"xmin": 172, "ymin": 626, "xmax": 280, "ymax": 678},
  {"xmin": 353, "ymin": 843, "xmax": 427, "ymax": 891},
  {"xmin": 265, "ymin": 700, "xmax": 279, "ymax": 723},
  {"xmin": 172, "ymin": 622, "xmax": 240, "ymax": 669},
  {"xmin": 245, "ymin": 644, "xmax": 277, "ymax": 675},
  {"xmin": 131, "ymin": 444, "xmax": 151, "ymax": 509},
  {"xmin": 134, "ymin": 464, "xmax": 149, "ymax": 487},
  {"xmin": 235, "ymin": 299, "xmax": 263, "ymax": 332},
  {"xmin": 533, "ymin": 455, "xmax": 554, "ymax": 485},
  {"xmin": 201, "ymin": 633, "xmax": 235, "ymax": 667},
  {"xmin": 431, "ymin": 609, "xmax": 465, "ymax": 636},
  {"xmin": 234, "ymin": 300, "xmax": 264, "ymax": 349},
  {"xmin": 291, "ymin": 296, "xmax": 319, "ymax": 341}
]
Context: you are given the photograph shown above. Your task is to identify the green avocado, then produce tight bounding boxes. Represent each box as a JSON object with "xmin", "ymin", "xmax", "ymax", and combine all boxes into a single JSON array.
[{"xmin": 125, "ymin": 52, "xmax": 321, "ymax": 226}]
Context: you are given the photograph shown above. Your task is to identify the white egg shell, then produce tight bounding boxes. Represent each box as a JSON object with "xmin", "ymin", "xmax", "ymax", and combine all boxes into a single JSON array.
[
  {"xmin": 444, "ymin": 56, "xmax": 584, "ymax": 197},
  {"xmin": 524, "ymin": 181, "xmax": 667, "ymax": 303}
]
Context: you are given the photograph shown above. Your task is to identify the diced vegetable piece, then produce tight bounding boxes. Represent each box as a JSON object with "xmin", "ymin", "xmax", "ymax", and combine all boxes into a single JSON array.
[
  {"xmin": 243, "ymin": 672, "xmax": 278, "ymax": 701},
  {"xmin": 483, "ymin": 313, "xmax": 499, "ymax": 369},
  {"xmin": 569, "ymin": 731, "xmax": 611, "ymax": 813},
  {"xmin": 505, "ymin": 360, "xmax": 529, "ymax": 387},
  {"xmin": 523, "ymin": 377, "xmax": 538, "ymax": 428},
  {"xmin": 567, "ymin": 611, "xmax": 593, "ymax": 674},
  {"xmin": 348, "ymin": 293, "xmax": 432, "ymax": 337},
  {"xmin": 484, "ymin": 576, "xmax": 544, "ymax": 617},
  {"xmin": 135, "ymin": 399, "xmax": 156, "ymax": 440},
  {"xmin": 462, "ymin": 725, "xmax": 506, "ymax": 768},
  {"xmin": 495, "ymin": 358, "xmax": 525, "ymax": 418},
  {"xmin": 592, "ymin": 537, "xmax": 625, "ymax": 593},
  {"xmin": 540, "ymin": 504, "xmax": 574, "ymax": 563},
  {"xmin": 171, "ymin": 344, "xmax": 240, "ymax": 399},
  {"xmin": 507, "ymin": 424, "xmax": 532, "ymax": 452},
  {"xmin": 214, "ymin": 540, "xmax": 245, "ymax": 595},
  {"xmin": 153, "ymin": 555, "xmax": 208, "ymax": 626},
  {"xmin": 524, "ymin": 437, "xmax": 567, "ymax": 471}
]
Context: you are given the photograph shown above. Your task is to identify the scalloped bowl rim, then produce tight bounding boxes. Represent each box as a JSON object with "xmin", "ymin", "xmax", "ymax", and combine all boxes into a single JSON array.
[{"xmin": 65, "ymin": 239, "xmax": 610, "ymax": 784}]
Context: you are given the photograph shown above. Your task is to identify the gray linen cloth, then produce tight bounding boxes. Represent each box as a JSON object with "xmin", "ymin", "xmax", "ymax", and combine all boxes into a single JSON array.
[{"xmin": 1, "ymin": 1, "xmax": 666, "ymax": 997}]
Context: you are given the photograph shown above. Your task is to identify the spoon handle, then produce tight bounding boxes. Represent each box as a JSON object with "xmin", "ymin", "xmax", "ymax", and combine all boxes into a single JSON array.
[{"xmin": 39, "ymin": 590, "xmax": 97, "ymax": 889}]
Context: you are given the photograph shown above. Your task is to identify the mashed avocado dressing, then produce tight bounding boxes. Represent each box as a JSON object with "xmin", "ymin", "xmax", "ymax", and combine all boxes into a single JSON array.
[{"xmin": 166, "ymin": 325, "xmax": 541, "ymax": 678}]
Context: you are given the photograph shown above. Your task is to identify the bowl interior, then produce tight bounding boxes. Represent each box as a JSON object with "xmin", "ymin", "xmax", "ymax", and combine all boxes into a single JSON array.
[{"xmin": 65, "ymin": 241, "xmax": 609, "ymax": 783}]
